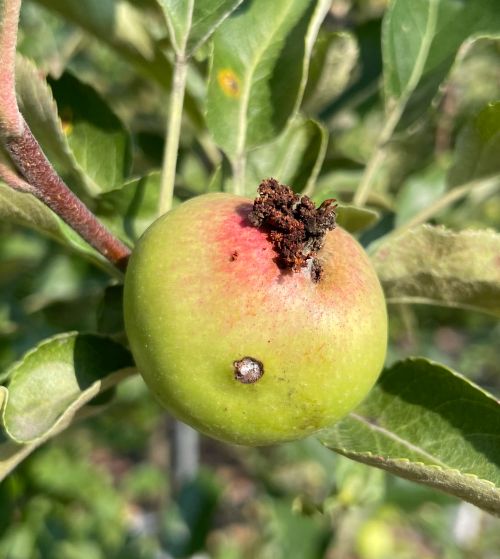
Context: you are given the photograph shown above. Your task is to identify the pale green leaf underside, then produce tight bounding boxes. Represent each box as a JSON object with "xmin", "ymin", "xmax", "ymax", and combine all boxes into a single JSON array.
[
  {"xmin": 319, "ymin": 358, "xmax": 500, "ymax": 516},
  {"xmin": 2, "ymin": 332, "xmax": 134, "ymax": 444},
  {"xmin": 383, "ymin": 0, "xmax": 500, "ymax": 116},
  {"xmin": 448, "ymin": 101, "xmax": 500, "ymax": 187},
  {"xmin": 371, "ymin": 225, "xmax": 500, "ymax": 317},
  {"xmin": 158, "ymin": 0, "xmax": 244, "ymax": 55},
  {"xmin": 206, "ymin": 0, "xmax": 330, "ymax": 157},
  {"xmin": 0, "ymin": 182, "xmax": 111, "ymax": 271},
  {"xmin": 0, "ymin": 399, "xmax": 117, "ymax": 482}
]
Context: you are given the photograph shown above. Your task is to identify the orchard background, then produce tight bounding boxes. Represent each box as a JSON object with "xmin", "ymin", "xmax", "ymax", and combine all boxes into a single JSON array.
[{"xmin": 1, "ymin": 0, "xmax": 500, "ymax": 557}]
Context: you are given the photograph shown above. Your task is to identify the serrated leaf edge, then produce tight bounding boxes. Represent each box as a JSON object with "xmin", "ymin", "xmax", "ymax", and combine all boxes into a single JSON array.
[
  {"xmin": 327, "ymin": 447, "xmax": 500, "ymax": 516},
  {"xmin": 327, "ymin": 447, "xmax": 499, "ymax": 491}
]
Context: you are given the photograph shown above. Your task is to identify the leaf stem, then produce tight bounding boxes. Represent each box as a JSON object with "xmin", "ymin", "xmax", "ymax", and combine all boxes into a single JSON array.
[
  {"xmin": 232, "ymin": 152, "xmax": 246, "ymax": 196},
  {"xmin": 353, "ymin": 0, "xmax": 439, "ymax": 208},
  {"xmin": 352, "ymin": 101, "xmax": 404, "ymax": 207},
  {"xmin": 158, "ymin": 54, "xmax": 188, "ymax": 216},
  {"xmin": 395, "ymin": 175, "xmax": 500, "ymax": 234}
]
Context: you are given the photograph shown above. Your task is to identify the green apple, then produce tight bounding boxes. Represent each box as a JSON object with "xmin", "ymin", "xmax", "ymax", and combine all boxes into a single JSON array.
[{"xmin": 124, "ymin": 191, "xmax": 387, "ymax": 446}]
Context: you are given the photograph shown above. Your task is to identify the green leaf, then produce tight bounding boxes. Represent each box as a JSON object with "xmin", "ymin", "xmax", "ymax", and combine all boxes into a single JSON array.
[
  {"xmin": 0, "ymin": 395, "xmax": 114, "ymax": 482},
  {"xmin": 95, "ymin": 172, "xmax": 161, "ymax": 246},
  {"xmin": 206, "ymin": 0, "xmax": 331, "ymax": 158},
  {"xmin": 383, "ymin": 0, "xmax": 500, "ymax": 124},
  {"xmin": 314, "ymin": 170, "xmax": 394, "ymax": 212},
  {"xmin": 371, "ymin": 225, "xmax": 500, "ymax": 317},
  {"xmin": 18, "ymin": 48, "xmax": 133, "ymax": 201},
  {"xmin": 0, "ymin": 182, "xmax": 113, "ymax": 273},
  {"xmin": 48, "ymin": 71, "xmax": 132, "ymax": 193},
  {"xmin": 16, "ymin": 56, "xmax": 100, "ymax": 198},
  {"xmin": 321, "ymin": 19, "xmax": 382, "ymax": 120},
  {"xmin": 157, "ymin": 0, "xmax": 244, "ymax": 56},
  {"xmin": 243, "ymin": 117, "xmax": 327, "ymax": 197},
  {"xmin": 395, "ymin": 164, "xmax": 446, "ymax": 227},
  {"xmin": 32, "ymin": 0, "xmax": 172, "ymax": 89},
  {"xmin": 335, "ymin": 205, "xmax": 380, "ymax": 234},
  {"xmin": 319, "ymin": 358, "xmax": 500, "ymax": 516},
  {"xmin": 2, "ymin": 332, "xmax": 135, "ymax": 444},
  {"xmin": 302, "ymin": 31, "xmax": 359, "ymax": 115},
  {"xmin": 32, "ymin": 0, "xmax": 205, "ymax": 128},
  {"xmin": 18, "ymin": 2, "xmax": 80, "ymax": 76},
  {"xmin": 448, "ymin": 101, "xmax": 500, "ymax": 187}
]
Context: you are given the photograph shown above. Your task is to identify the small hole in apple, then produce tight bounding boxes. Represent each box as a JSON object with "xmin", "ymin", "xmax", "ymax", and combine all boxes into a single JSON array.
[{"xmin": 233, "ymin": 356, "xmax": 264, "ymax": 384}]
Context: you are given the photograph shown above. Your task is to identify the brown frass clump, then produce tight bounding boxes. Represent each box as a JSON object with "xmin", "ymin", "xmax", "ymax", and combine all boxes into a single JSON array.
[{"xmin": 248, "ymin": 178, "xmax": 337, "ymax": 282}]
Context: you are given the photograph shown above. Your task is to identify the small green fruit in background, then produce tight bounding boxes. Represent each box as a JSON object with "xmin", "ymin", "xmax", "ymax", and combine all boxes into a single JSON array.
[{"xmin": 124, "ymin": 183, "xmax": 387, "ymax": 446}]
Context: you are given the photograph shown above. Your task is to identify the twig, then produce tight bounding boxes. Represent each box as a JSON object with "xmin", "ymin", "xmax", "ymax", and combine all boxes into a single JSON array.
[
  {"xmin": 0, "ymin": 0, "xmax": 131, "ymax": 272},
  {"xmin": 5, "ymin": 122, "xmax": 131, "ymax": 270},
  {"xmin": 0, "ymin": 0, "xmax": 23, "ymax": 135},
  {"xmin": 352, "ymin": 100, "xmax": 404, "ymax": 208}
]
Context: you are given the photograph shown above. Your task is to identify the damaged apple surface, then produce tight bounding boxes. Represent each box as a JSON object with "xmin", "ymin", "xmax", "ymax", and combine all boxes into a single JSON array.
[{"xmin": 124, "ymin": 180, "xmax": 387, "ymax": 446}]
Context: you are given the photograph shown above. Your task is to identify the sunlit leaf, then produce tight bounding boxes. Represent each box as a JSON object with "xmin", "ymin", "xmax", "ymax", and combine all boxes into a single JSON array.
[
  {"xmin": 32, "ymin": 0, "xmax": 205, "ymax": 127},
  {"xmin": 383, "ymin": 0, "xmax": 500, "ymax": 124},
  {"xmin": 156, "ymin": 0, "xmax": 244, "ymax": 55},
  {"xmin": 206, "ymin": 0, "xmax": 331, "ymax": 158},
  {"xmin": 33, "ymin": 0, "xmax": 172, "ymax": 88}
]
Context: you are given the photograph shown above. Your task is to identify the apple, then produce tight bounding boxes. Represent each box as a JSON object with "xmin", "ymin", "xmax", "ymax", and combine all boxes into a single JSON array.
[{"xmin": 124, "ymin": 181, "xmax": 387, "ymax": 446}]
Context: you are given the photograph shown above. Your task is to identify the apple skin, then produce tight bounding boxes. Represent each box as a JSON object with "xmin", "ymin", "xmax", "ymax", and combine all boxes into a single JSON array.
[{"xmin": 124, "ymin": 193, "xmax": 387, "ymax": 446}]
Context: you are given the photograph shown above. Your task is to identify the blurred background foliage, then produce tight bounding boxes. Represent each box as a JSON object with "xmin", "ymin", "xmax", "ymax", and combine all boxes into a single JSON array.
[{"xmin": 1, "ymin": 0, "xmax": 500, "ymax": 557}]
